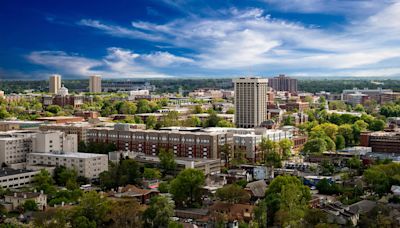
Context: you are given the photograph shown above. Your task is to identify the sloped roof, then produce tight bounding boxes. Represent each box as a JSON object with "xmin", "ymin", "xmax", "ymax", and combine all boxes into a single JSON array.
[{"xmin": 246, "ymin": 180, "xmax": 267, "ymax": 198}]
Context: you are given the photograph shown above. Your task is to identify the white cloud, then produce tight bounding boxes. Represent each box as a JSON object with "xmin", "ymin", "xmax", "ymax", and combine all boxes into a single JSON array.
[{"xmin": 26, "ymin": 48, "xmax": 192, "ymax": 78}]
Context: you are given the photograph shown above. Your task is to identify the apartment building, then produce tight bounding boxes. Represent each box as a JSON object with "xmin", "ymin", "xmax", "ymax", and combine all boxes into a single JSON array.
[
  {"xmin": 27, "ymin": 152, "xmax": 108, "ymax": 179},
  {"xmin": 3, "ymin": 191, "xmax": 47, "ymax": 211},
  {"xmin": 89, "ymin": 75, "xmax": 102, "ymax": 93},
  {"xmin": 268, "ymin": 74, "xmax": 298, "ymax": 93},
  {"xmin": 87, "ymin": 124, "xmax": 234, "ymax": 159},
  {"xmin": 39, "ymin": 123, "xmax": 91, "ymax": 143},
  {"xmin": 360, "ymin": 131, "xmax": 400, "ymax": 153},
  {"xmin": 233, "ymin": 77, "xmax": 268, "ymax": 128},
  {"xmin": 0, "ymin": 131, "xmax": 35, "ymax": 165},
  {"xmin": 49, "ymin": 74, "xmax": 61, "ymax": 94},
  {"xmin": 0, "ymin": 168, "xmax": 41, "ymax": 189}
]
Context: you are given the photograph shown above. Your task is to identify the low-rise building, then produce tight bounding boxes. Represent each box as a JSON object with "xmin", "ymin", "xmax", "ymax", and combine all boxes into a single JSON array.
[
  {"xmin": 27, "ymin": 152, "xmax": 108, "ymax": 179},
  {"xmin": 3, "ymin": 191, "xmax": 47, "ymax": 211},
  {"xmin": 360, "ymin": 131, "xmax": 400, "ymax": 153},
  {"xmin": 0, "ymin": 168, "xmax": 41, "ymax": 189}
]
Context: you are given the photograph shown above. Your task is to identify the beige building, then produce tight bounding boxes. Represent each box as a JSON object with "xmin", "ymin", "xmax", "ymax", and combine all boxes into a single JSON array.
[
  {"xmin": 39, "ymin": 123, "xmax": 90, "ymax": 143},
  {"xmin": 233, "ymin": 77, "xmax": 268, "ymax": 128},
  {"xmin": 0, "ymin": 168, "xmax": 41, "ymax": 189},
  {"xmin": 49, "ymin": 74, "xmax": 61, "ymax": 94},
  {"xmin": 0, "ymin": 132, "xmax": 35, "ymax": 165},
  {"xmin": 27, "ymin": 152, "xmax": 108, "ymax": 179},
  {"xmin": 3, "ymin": 191, "xmax": 47, "ymax": 211},
  {"xmin": 33, "ymin": 131, "xmax": 77, "ymax": 153},
  {"xmin": 89, "ymin": 75, "xmax": 102, "ymax": 93}
]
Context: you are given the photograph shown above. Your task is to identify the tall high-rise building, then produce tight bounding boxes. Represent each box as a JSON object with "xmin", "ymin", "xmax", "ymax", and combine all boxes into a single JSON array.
[
  {"xmin": 233, "ymin": 77, "xmax": 268, "ymax": 128},
  {"xmin": 268, "ymin": 74, "xmax": 298, "ymax": 93},
  {"xmin": 89, "ymin": 75, "xmax": 102, "ymax": 93},
  {"xmin": 49, "ymin": 74, "xmax": 61, "ymax": 94}
]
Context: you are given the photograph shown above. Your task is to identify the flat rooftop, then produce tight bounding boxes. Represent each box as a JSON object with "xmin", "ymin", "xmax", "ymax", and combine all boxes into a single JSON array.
[
  {"xmin": 0, "ymin": 167, "xmax": 38, "ymax": 177},
  {"xmin": 30, "ymin": 152, "xmax": 107, "ymax": 159}
]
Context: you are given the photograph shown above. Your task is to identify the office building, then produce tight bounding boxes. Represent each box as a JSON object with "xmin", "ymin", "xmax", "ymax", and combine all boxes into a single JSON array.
[
  {"xmin": 49, "ymin": 74, "xmax": 61, "ymax": 94},
  {"xmin": 268, "ymin": 74, "xmax": 298, "ymax": 93},
  {"xmin": 27, "ymin": 152, "xmax": 108, "ymax": 179},
  {"xmin": 0, "ymin": 168, "xmax": 41, "ymax": 189},
  {"xmin": 233, "ymin": 77, "xmax": 268, "ymax": 128},
  {"xmin": 360, "ymin": 131, "xmax": 400, "ymax": 153},
  {"xmin": 89, "ymin": 75, "xmax": 102, "ymax": 93},
  {"xmin": 39, "ymin": 123, "xmax": 91, "ymax": 143},
  {"xmin": 87, "ymin": 124, "xmax": 234, "ymax": 159}
]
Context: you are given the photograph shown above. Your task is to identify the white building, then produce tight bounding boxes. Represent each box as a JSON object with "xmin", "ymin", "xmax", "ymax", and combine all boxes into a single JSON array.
[
  {"xmin": 3, "ymin": 191, "xmax": 47, "ymax": 211},
  {"xmin": 27, "ymin": 152, "xmax": 108, "ymax": 179},
  {"xmin": 49, "ymin": 74, "xmax": 61, "ymax": 94},
  {"xmin": 33, "ymin": 131, "xmax": 77, "ymax": 154},
  {"xmin": 0, "ymin": 131, "xmax": 36, "ymax": 166},
  {"xmin": 0, "ymin": 168, "xmax": 41, "ymax": 189}
]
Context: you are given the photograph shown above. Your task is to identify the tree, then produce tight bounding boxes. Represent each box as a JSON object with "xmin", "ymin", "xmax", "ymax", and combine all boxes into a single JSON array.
[
  {"xmin": 183, "ymin": 116, "xmax": 202, "ymax": 127},
  {"xmin": 316, "ymin": 179, "xmax": 342, "ymax": 195},
  {"xmin": 170, "ymin": 168, "xmax": 205, "ymax": 207},
  {"xmin": 335, "ymin": 134, "xmax": 346, "ymax": 150},
  {"xmin": 137, "ymin": 99, "xmax": 152, "ymax": 113},
  {"xmin": 302, "ymin": 138, "xmax": 327, "ymax": 154},
  {"xmin": 216, "ymin": 119, "xmax": 235, "ymax": 127},
  {"xmin": 46, "ymin": 105, "xmax": 62, "ymax": 114},
  {"xmin": 363, "ymin": 163, "xmax": 400, "ymax": 194},
  {"xmin": 204, "ymin": 113, "xmax": 220, "ymax": 127},
  {"xmin": 264, "ymin": 176, "xmax": 311, "ymax": 226},
  {"xmin": 278, "ymin": 138, "xmax": 293, "ymax": 158},
  {"xmin": 143, "ymin": 168, "xmax": 162, "ymax": 179},
  {"xmin": 354, "ymin": 104, "xmax": 365, "ymax": 112},
  {"xmin": 338, "ymin": 124, "xmax": 354, "ymax": 146},
  {"xmin": 216, "ymin": 184, "xmax": 251, "ymax": 204},
  {"xmin": 143, "ymin": 195, "xmax": 175, "ymax": 228},
  {"xmin": 72, "ymin": 216, "xmax": 97, "ymax": 228},
  {"xmin": 159, "ymin": 148, "xmax": 177, "ymax": 174},
  {"xmin": 23, "ymin": 199, "xmax": 38, "ymax": 211},
  {"xmin": 54, "ymin": 166, "xmax": 78, "ymax": 189},
  {"xmin": 119, "ymin": 101, "xmax": 137, "ymax": 114},
  {"xmin": 146, "ymin": 115, "xmax": 158, "ymax": 129},
  {"xmin": 108, "ymin": 200, "xmax": 144, "ymax": 228},
  {"xmin": 74, "ymin": 191, "xmax": 111, "ymax": 226},
  {"xmin": 368, "ymin": 119, "xmax": 385, "ymax": 131},
  {"xmin": 33, "ymin": 169, "xmax": 56, "ymax": 195}
]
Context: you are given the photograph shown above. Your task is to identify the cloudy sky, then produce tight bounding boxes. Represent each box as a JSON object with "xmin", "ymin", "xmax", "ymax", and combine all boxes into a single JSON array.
[{"xmin": 1, "ymin": 0, "xmax": 400, "ymax": 79}]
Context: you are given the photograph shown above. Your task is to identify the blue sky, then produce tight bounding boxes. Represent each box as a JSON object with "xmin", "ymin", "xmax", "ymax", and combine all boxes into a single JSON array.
[{"xmin": 1, "ymin": 0, "xmax": 400, "ymax": 79}]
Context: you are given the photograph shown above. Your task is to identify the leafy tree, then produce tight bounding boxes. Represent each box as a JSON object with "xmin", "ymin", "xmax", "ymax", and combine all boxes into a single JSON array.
[
  {"xmin": 23, "ymin": 199, "xmax": 38, "ymax": 211},
  {"xmin": 119, "ymin": 101, "xmax": 137, "ymax": 114},
  {"xmin": 143, "ymin": 195, "xmax": 175, "ymax": 228},
  {"xmin": 143, "ymin": 168, "xmax": 162, "ymax": 179},
  {"xmin": 304, "ymin": 208, "xmax": 328, "ymax": 227},
  {"xmin": 33, "ymin": 169, "xmax": 56, "ymax": 195},
  {"xmin": 170, "ymin": 168, "xmax": 205, "ymax": 207},
  {"xmin": 368, "ymin": 119, "xmax": 385, "ymax": 131},
  {"xmin": 363, "ymin": 163, "xmax": 400, "ymax": 194},
  {"xmin": 46, "ymin": 105, "xmax": 62, "ymax": 114},
  {"xmin": 146, "ymin": 115, "xmax": 158, "ymax": 129},
  {"xmin": 158, "ymin": 182, "xmax": 170, "ymax": 193},
  {"xmin": 73, "ymin": 191, "xmax": 111, "ymax": 226},
  {"xmin": 335, "ymin": 134, "xmax": 346, "ymax": 150},
  {"xmin": 108, "ymin": 200, "xmax": 144, "ymax": 228},
  {"xmin": 316, "ymin": 179, "xmax": 342, "ymax": 195},
  {"xmin": 183, "ymin": 116, "xmax": 202, "ymax": 127},
  {"xmin": 338, "ymin": 124, "xmax": 354, "ymax": 146},
  {"xmin": 354, "ymin": 104, "xmax": 365, "ymax": 112},
  {"xmin": 216, "ymin": 119, "xmax": 235, "ymax": 127},
  {"xmin": 99, "ymin": 158, "xmax": 141, "ymax": 190},
  {"xmin": 159, "ymin": 148, "xmax": 177, "ymax": 174},
  {"xmin": 329, "ymin": 100, "xmax": 347, "ymax": 110},
  {"xmin": 264, "ymin": 176, "xmax": 311, "ymax": 226},
  {"xmin": 72, "ymin": 216, "xmax": 97, "ymax": 228},
  {"xmin": 302, "ymin": 138, "xmax": 327, "ymax": 154},
  {"xmin": 278, "ymin": 138, "xmax": 293, "ymax": 158},
  {"xmin": 216, "ymin": 184, "xmax": 251, "ymax": 204},
  {"xmin": 253, "ymin": 200, "xmax": 267, "ymax": 228},
  {"xmin": 204, "ymin": 113, "xmax": 220, "ymax": 127}
]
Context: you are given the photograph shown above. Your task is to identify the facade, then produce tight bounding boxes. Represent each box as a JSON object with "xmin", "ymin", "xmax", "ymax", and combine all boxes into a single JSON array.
[
  {"xmin": 360, "ymin": 131, "xmax": 400, "ymax": 153},
  {"xmin": 27, "ymin": 152, "xmax": 108, "ymax": 179},
  {"xmin": 33, "ymin": 131, "xmax": 78, "ymax": 153},
  {"xmin": 42, "ymin": 94, "xmax": 84, "ymax": 108},
  {"xmin": 36, "ymin": 116, "xmax": 85, "ymax": 124},
  {"xmin": 233, "ymin": 77, "xmax": 268, "ymax": 128},
  {"xmin": 89, "ymin": 75, "xmax": 102, "ymax": 93},
  {"xmin": 39, "ymin": 123, "xmax": 91, "ymax": 143},
  {"xmin": 0, "ymin": 168, "xmax": 41, "ymax": 189},
  {"xmin": 268, "ymin": 74, "xmax": 298, "ymax": 93},
  {"xmin": 4, "ymin": 191, "xmax": 47, "ymax": 211},
  {"xmin": 88, "ymin": 124, "xmax": 234, "ymax": 159},
  {"xmin": 0, "ymin": 131, "xmax": 35, "ymax": 165},
  {"xmin": 49, "ymin": 74, "xmax": 61, "ymax": 94},
  {"xmin": 342, "ymin": 88, "xmax": 393, "ymax": 104}
]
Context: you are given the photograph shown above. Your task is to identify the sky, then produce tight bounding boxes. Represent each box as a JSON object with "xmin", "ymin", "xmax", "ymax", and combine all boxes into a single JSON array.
[{"xmin": 1, "ymin": 0, "xmax": 400, "ymax": 79}]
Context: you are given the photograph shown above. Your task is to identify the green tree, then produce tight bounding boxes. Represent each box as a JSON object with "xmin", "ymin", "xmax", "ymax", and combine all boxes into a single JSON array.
[
  {"xmin": 46, "ymin": 105, "xmax": 62, "ymax": 114},
  {"xmin": 216, "ymin": 184, "xmax": 251, "ymax": 204},
  {"xmin": 159, "ymin": 148, "xmax": 177, "ymax": 174},
  {"xmin": 33, "ymin": 169, "xmax": 56, "ymax": 195},
  {"xmin": 143, "ymin": 168, "xmax": 162, "ymax": 179},
  {"xmin": 354, "ymin": 104, "xmax": 365, "ymax": 112},
  {"xmin": 74, "ymin": 191, "xmax": 110, "ymax": 226},
  {"xmin": 368, "ymin": 119, "xmax": 385, "ymax": 131},
  {"xmin": 335, "ymin": 134, "xmax": 346, "ymax": 150},
  {"xmin": 143, "ymin": 195, "xmax": 175, "ymax": 228},
  {"xmin": 204, "ymin": 113, "xmax": 220, "ymax": 127},
  {"xmin": 23, "ymin": 199, "xmax": 38, "ymax": 211},
  {"xmin": 107, "ymin": 200, "xmax": 144, "ymax": 228},
  {"xmin": 216, "ymin": 119, "xmax": 235, "ymax": 127},
  {"xmin": 302, "ymin": 138, "xmax": 327, "ymax": 154},
  {"xmin": 119, "ymin": 101, "xmax": 137, "ymax": 114},
  {"xmin": 170, "ymin": 168, "xmax": 205, "ymax": 207},
  {"xmin": 338, "ymin": 124, "xmax": 354, "ymax": 146},
  {"xmin": 278, "ymin": 138, "xmax": 293, "ymax": 158},
  {"xmin": 145, "ymin": 115, "xmax": 158, "ymax": 129},
  {"xmin": 72, "ymin": 216, "xmax": 97, "ymax": 228}
]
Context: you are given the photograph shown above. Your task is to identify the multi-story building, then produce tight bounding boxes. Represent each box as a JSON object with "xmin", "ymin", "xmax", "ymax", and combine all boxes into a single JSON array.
[
  {"xmin": 89, "ymin": 75, "xmax": 102, "ymax": 93},
  {"xmin": 342, "ymin": 88, "xmax": 393, "ymax": 104},
  {"xmin": 39, "ymin": 123, "xmax": 91, "ymax": 143},
  {"xmin": 49, "ymin": 74, "xmax": 61, "ymax": 94},
  {"xmin": 0, "ymin": 168, "xmax": 41, "ymax": 189},
  {"xmin": 3, "ymin": 191, "xmax": 47, "ymax": 211},
  {"xmin": 42, "ymin": 94, "xmax": 84, "ymax": 108},
  {"xmin": 360, "ymin": 131, "xmax": 400, "ymax": 153},
  {"xmin": 87, "ymin": 124, "xmax": 234, "ymax": 159},
  {"xmin": 285, "ymin": 101, "xmax": 310, "ymax": 112},
  {"xmin": 33, "ymin": 131, "xmax": 77, "ymax": 153},
  {"xmin": 102, "ymin": 80, "xmax": 155, "ymax": 92},
  {"xmin": 0, "ymin": 131, "xmax": 35, "ymax": 165},
  {"xmin": 27, "ymin": 152, "xmax": 108, "ymax": 179},
  {"xmin": 268, "ymin": 74, "xmax": 298, "ymax": 93},
  {"xmin": 233, "ymin": 77, "xmax": 268, "ymax": 128}
]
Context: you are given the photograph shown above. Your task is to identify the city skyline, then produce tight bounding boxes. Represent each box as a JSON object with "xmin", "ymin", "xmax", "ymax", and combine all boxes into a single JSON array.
[{"xmin": 1, "ymin": 0, "xmax": 400, "ymax": 79}]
